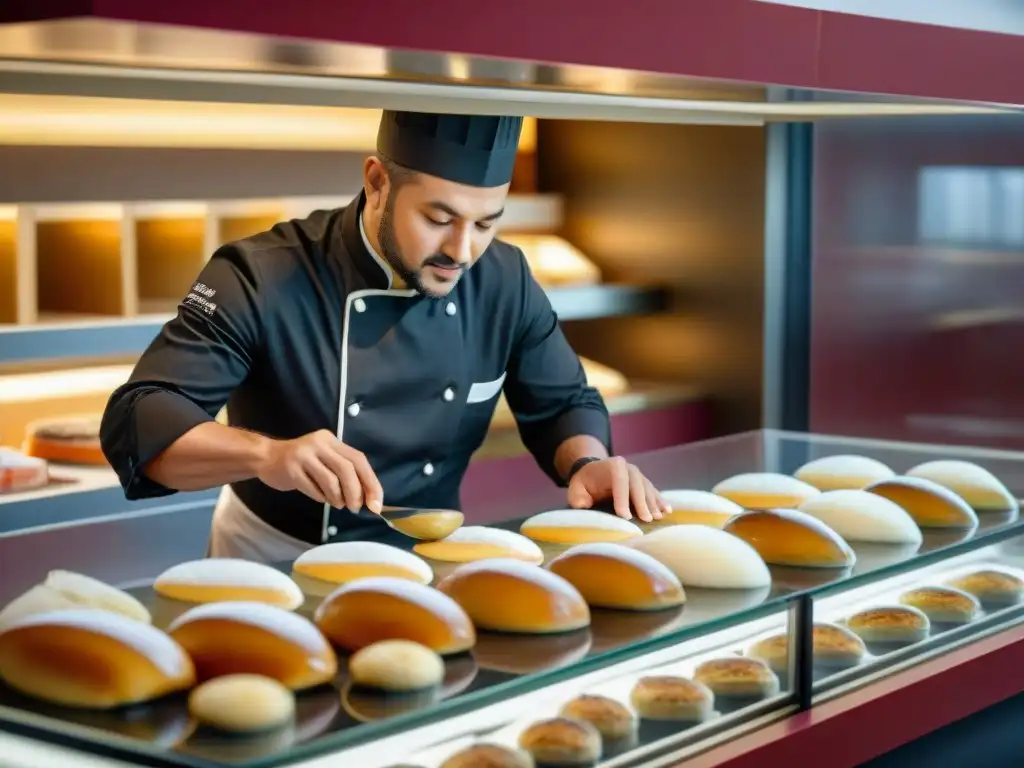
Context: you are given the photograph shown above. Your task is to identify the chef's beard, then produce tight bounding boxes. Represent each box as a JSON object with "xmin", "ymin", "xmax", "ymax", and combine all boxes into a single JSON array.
[{"xmin": 378, "ymin": 193, "xmax": 463, "ymax": 300}]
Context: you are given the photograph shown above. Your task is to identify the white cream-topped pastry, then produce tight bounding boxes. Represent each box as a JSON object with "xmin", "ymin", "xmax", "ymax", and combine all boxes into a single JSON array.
[
  {"xmin": 520, "ymin": 509, "xmax": 643, "ymax": 544},
  {"xmin": 799, "ymin": 489, "xmax": 922, "ymax": 544},
  {"xmin": 627, "ymin": 525, "xmax": 771, "ymax": 589},
  {"xmin": 292, "ymin": 541, "xmax": 433, "ymax": 585},
  {"xmin": 713, "ymin": 472, "xmax": 821, "ymax": 508},
  {"xmin": 795, "ymin": 455, "xmax": 896, "ymax": 491},
  {"xmin": 413, "ymin": 526, "xmax": 544, "ymax": 563},
  {"xmin": 154, "ymin": 558, "xmax": 304, "ymax": 610},
  {"xmin": 906, "ymin": 459, "xmax": 1018, "ymax": 513}
]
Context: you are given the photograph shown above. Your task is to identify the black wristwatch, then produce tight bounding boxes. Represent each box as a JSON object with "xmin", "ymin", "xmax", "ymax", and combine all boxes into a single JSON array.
[{"xmin": 565, "ymin": 456, "xmax": 603, "ymax": 484}]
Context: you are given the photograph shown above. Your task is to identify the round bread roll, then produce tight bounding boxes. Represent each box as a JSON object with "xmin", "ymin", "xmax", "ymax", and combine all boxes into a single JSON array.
[
  {"xmin": 414, "ymin": 526, "xmax": 544, "ymax": 564},
  {"xmin": 188, "ymin": 674, "xmax": 294, "ymax": 733},
  {"xmin": 0, "ymin": 570, "xmax": 151, "ymax": 628},
  {"xmin": 0, "ymin": 608, "xmax": 195, "ymax": 708},
  {"xmin": 154, "ymin": 558, "xmax": 303, "ymax": 610},
  {"xmin": 439, "ymin": 744, "xmax": 534, "ymax": 768},
  {"xmin": 624, "ymin": 525, "xmax": 771, "ymax": 589},
  {"xmin": 845, "ymin": 605, "xmax": 930, "ymax": 645},
  {"xmin": 559, "ymin": 694, "xmax": 637, "ymax": 740},
  {"xmin": 518, "ymin": 717, "xmax": 601, "ymax": 766},
  {"xmin": 794, "ymin": 455, "xmax": 896, "ymax": 491},
  {"xmin": 747, "ymin": 623, "xmax": 866, "ymax": 673},
  {"xmin": 798, "ymin": 490, "xmax": 922, "ymax": 545},
  {"xmin": 292, "ymin": 542, "xmax": 432, "ymax": 586},
  {"xmin": 23, "ymin": 415, "xmax": 106, "ymax": 465},
  {"xmin": 546, "ymin": 543, "xmax": 685, "ymax": 611},
  {"xmin": 348, "ymin": 640, "xmax": 444, "ymax": 692},
  {"xmin": 906, "ymin": 460, "xmax": 1018, "ymax": 513},
  {"xmin": 629, "ymin": 675, "xmax": 714, "ymax": 722},
  {"xmin": 693, "ymin": 657, "xmax": 779, "ymax": 699},
  {"xmin": 723, "ymin": 509, "xmax": 855, "ymax": 568},
  {"xmin": 314, "ymin": 576, "xmax": 475, "ymax": 654},
  {"xmin": 519, "ymin": 509, "xmax": 643, "ymax": 545},
  {"xmin": 946, "ymin": 569, "xmax": 1024, "ymax": 609},
  {"xmin": 866, "ymin": 477, "xmax": 978, "ymax": 529},
  {"xmin": 658, "ymin": 490, "xmax": 743, "ymax": 528},
  {"xmin": 899, "ymin": 586, "xmax": 980, "ymax": 624},
  {"xmin": 712, "ymin": 472, "xmax": 821, "ymax": 509},
  {"xmin": 167, "ymin": 601, "xmax": 337, "ymax": 690},
  {"xmin": 437, "ymin": 558, "xmax": 590, "ymax": 634}
]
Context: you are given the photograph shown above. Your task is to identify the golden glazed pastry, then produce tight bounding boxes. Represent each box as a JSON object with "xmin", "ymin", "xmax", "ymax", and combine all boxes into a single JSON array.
[
  {"xmin": 0, "ymin": 569, "xmax": 151, "ymax": 628},
  {"xmin": 899, "ymin": 586, "xmax": 980, "ymax": 625},
  {"xmin": 314, "ymin": 576, "xmax": 475, "ymax": 654},
  {"xmin": 657, "ymin": 490, "xmax": 744, "ymax": 528},
  {"xmin": 22, "ymin": 415, "xmax": 107, "ymax": 465},
  {"xmin": 153, "ymin": 558, "xmax": 304, "ymax": 610},
  {"xmin": 723, "ymin": 509, "xmax": 856, "ymax": 568},
  {"xmin": 188, "ymin": 674, "xmax": 295, "ymax": 733},
  {"xmin": 387, "ymin": 509, "xmax": 465, "ymax": 541},
  {"xmin": 348, "ymin": 640, "xmax": 445, "ymax": 692},
  {"xmin": 845, "ymin": 606, "xmax": 930, "ymax": 645},
  {"xmin": 0, "ymin": 608, "xmax": 195, "ymax": 708},
  {"xmin": 629, "ymin": 676, "xmax": 714, "ymax": 722},
  {"xmin": 546, "ymin": 542, "xmax": 685, "ymax": 611},
  {"xmin": 437, "ymin": 558, "xmax": 590, "ymax": 634},
  {"xmin": 167, "ymin": 601, "xmax": 337, "ymax": 690},
  {"xmin": 747, "ymin": 623, "xmax": 866, "ymax": 673},
  {"xmin": 559, "ymin": 694, "xmax": 637, "ymax": 740},
  {"xmin": 519, "ymin": 509, "xmax": 643, "ymax": 545},
  {"xmin": 518, "ymin": 717, "xmax": 602, "ymax": 767},
  {"xmin": 712, "ymin": 472, "xmax": 821, "ymax": 509},
  {"xmin": 625, "ymin": 525, "xmax": 771, "ymax": 588},
  {"xmin": 693, "ymin": 657, "xmax": 780, "ymax": 699},
  {"xmin": 906, "ymin": 460, "xmax": 1018, "ymax": 513},
  {"xmin": 798, "ymin": 490, "xmax": 922, "ymax": 545},
  {"xmin": 414, "ymin": 526, "xmax": 544, "ymax": 564},
  {"xmin": 292, "ymin": 541, "xmax": 433, "ymax": 586},
  {"xmin": 440, "ymin": 744, "xmax": 535, "ymax": 768},
  {"xmin": 946, "ymin": 570, "xmax": 1024, "ymax": 609},
  {"xmin": 794, "ymin": 455, "xmax": 895, "ymax": 492},
  {"xmin": 866, "ymin": 476, "xmax": 978, "ymax": 529}
]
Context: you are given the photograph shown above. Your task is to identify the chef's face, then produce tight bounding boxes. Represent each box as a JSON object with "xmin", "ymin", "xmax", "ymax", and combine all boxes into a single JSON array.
[{"xmin": 364, "ymin": 158, "xmax": 509, "ymax": 299}]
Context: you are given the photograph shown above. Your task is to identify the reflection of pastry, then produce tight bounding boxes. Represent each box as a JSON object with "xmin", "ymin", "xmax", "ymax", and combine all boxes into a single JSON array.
[
  {"xmin": 520, "ymin": 509, "xmax": 642, "ymax": 545},
  {"xmin": 693, "ymin": 657, "xmax": 779, "ymax": 699},
  {"xmin": 314, "ymin": 577, "xmax": 475, "ymax": 654},
  {"xmin": 795, "ymin": 455, "xmax": 895, "ymax": 491},
  {"xmin": 440, "ymin": 744, "xmax": 534, "ymax": 768},
  {"xmin": 907, "ymin": 460, "xmax": 1018, "ymax": 514},
  {"xmin": 0, "ymin": 570, "xmax": 151, "ymax": 628},
  {"xmin": 188, "ymin": 674, "xmax": 295, "ymax": 733},
  {"xmin": 723, "ymin": 509, "xmax": 855, "ymax": 568},
  {"xmin": 348, "ymin": 640, "xmax": 444, "ymax": 692},
  {"xmin": 625, "ymin": 526, "xmax": 770, "ymax": 589},
  {"xmin": 657, "ymin": 490, "xmax": 743, "ymax": 527},
  {"xmin": 866, "ymin": 477, "xmax": 978, "ymax": 530},
  {"xmin": 845, "ymin": 606, "xmax": 930, "ymax": 645},
  {"xmin": 23, "ymin": 415, "xmax": 106, "ymax": 465},
  {"xmin": 747, "ymin": 623, "xmax": 866, "ymax": 673},
  {"xmin": 292, "ymin": 542, "xmax": 433, "ymax": 586},
  {"xmin": 560, "ymin": 694, "xmax": 637, "ymax": 740},
  {"xmin": 799, "ymin": 490, "xmax": 922, "ymax": 545},
  {"xmin": 519, "ymin": 717, "xmax": 602, "ymax": 766},
  {"xmin": 154, "ymin": 558, "xmax": 304, "ymax": 610},
  {"xmin": 713, "ymin": 472, "xmax": 820, "ymax": 509},
  {"xmin": 414, "ymin": 527, "xmax": 544, "ymax": 564},
  {"xmin": 899, "ymin": 586, "xmax": 979, "ymax": 625},
  {"xmin": 341, "ymin": 682, "xmax": 439, "ymax": 724},
  {"xmin": 0, "ymin": 608, "xmax": 195, "ymax": 708},
  {"xmin": 629, "ymin": 676, "xmax": 713, "ymax": 722},
  {"xmin": 547, "ymin": 543, "xmax": 685, "ymax": 611},
  {"xmin": 946, "ymin": 570, "xmax": 1024, "ymax": 609},
  {"xmin": 473, "ymin": 630, "xmax": 591, "ymax": 674},
  {"xmin": 437, "ymin": 558, "xmax": 590, "ymax": 634},
  {"xmin": 587, "ymin": 608, "xmax": 682, "ymax": 654}
]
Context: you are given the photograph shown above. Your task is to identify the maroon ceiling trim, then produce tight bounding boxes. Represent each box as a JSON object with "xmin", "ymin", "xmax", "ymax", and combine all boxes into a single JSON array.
[{"xmin": 3, "ymin": 0, "xmax": 1024, "ymax": 105}]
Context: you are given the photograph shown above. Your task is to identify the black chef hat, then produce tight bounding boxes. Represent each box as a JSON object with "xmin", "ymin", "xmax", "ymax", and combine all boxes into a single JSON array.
[{"xmin": 376, "ymin": 110, "xmax": 524, "ymax": 188}]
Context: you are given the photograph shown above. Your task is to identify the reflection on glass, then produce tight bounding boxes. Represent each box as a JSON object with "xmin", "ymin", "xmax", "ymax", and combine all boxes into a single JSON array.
[{"xmin": 918, "ymin": 166, "xmax": 1024, "ymax": 248}]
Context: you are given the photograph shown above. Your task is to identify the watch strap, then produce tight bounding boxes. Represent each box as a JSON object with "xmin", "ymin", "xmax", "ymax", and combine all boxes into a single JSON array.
[{"xmin": 565, "ymin": 456, "xmax": 602, "ymax": 484}]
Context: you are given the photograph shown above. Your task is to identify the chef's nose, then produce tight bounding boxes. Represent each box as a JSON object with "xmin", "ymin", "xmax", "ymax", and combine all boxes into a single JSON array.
[{"xmin": 442, "ymin": 226, "xmax": 473, "ymax": 266}]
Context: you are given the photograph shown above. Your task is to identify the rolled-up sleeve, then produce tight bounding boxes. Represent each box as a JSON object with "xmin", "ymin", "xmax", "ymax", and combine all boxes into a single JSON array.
[
  {"xmin": 502, "ymin": 250, "xmax": 612, "ymax": 486},
  {"xmin": 100, "ymin": 246, "xmax": 263, "ymax": 499}
]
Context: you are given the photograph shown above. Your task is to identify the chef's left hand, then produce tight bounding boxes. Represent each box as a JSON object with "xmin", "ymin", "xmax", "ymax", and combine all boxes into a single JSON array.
[{"xmin": 567, "ymin": 457, "xmax": 669, "ymax": 523}]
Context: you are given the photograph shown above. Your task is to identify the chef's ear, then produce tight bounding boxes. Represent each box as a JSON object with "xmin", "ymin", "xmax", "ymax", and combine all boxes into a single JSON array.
[{"xmin": 363, "ymin": 156, "xmax": 388, "ymax": 209}]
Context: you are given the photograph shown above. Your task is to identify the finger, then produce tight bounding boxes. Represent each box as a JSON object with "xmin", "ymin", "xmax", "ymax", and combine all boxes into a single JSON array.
[
  {"xmin": 567, "ymin": 480, "xmax": 594, "ymax": 509},
  {"xmin": 320, "ymin": 450, "xmax": 363, "ymax": 513},
  {"xmin": 644, "ymin": 479, "xmax": 664, "ymax": 521},
  {"xmin": 303, "ymin": 459, "xmax": 344, "ymax": 509},
  {"xmin": 651, "ymin": 483, "xmax": 672, "ymax": 515},
  {"xmin": 629, "ymin": 466, "xmax": 653, "ymax": 522},
  {"xmin": 342, "ymin": 447, "xmax": 384, "ymax": 514},
  {"xmin": 611, "ymin": 458, "xmax": 632, "ymax": 519},
  {"xmin": 290, "ymin": 466, "xmax": 327, "ymax": 505}
]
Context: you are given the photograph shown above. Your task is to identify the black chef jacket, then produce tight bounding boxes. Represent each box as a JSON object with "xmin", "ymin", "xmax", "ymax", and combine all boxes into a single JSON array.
[{"xmin": 100, "ymin": 192, "xmax": 612, "ymax": 545}]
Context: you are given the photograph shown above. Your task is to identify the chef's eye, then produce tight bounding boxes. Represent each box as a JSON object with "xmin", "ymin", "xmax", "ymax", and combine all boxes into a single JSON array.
[
  {"xmin": 475, "ymin": 222, "xmax": 494, "ymax": 232},
  {"xmin": 425, "ymin": 216, "xmax": 451, "ymax": 227}
]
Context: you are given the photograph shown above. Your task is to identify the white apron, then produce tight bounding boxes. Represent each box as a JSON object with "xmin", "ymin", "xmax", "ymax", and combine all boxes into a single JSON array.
[{"xmin": 209, "ymin": 485, "xmax": 312, "ymax": 563}]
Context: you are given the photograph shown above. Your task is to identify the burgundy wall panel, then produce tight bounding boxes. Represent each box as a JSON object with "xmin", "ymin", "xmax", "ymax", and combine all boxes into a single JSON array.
[{"xmin": 810, "ymin": 115, "xmax": 1024, "ymax": 449}]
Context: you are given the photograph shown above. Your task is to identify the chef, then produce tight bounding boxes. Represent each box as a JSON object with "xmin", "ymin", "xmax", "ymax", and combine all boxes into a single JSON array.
[{"xmin": 100, "ymin": 110, "xmax": 669, "ymax": 563}]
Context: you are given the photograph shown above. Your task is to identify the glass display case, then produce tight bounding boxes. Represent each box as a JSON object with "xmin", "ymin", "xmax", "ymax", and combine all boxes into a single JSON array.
[{"xmin": 2, "ymin": 429, "xmax": 1024, "ymax": 768}]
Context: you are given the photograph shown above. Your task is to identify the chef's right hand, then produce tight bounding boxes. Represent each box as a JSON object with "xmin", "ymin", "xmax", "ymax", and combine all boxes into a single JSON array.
[{"xmin": 256, "ymin": 430, "xmax": 383, "ymax": 514}]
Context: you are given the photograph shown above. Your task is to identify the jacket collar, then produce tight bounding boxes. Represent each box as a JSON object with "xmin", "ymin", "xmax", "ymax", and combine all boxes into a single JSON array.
[{"xmin": 339, "ymin": 191, "xmax": 392, "ymax": 290}]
